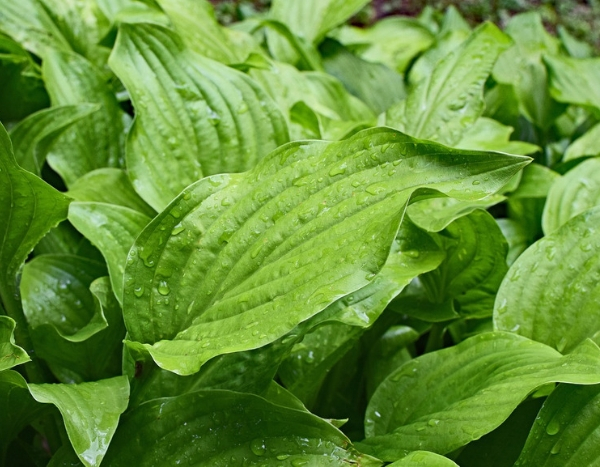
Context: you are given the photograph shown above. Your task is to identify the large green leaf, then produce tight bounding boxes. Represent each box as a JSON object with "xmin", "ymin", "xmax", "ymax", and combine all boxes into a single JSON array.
[
  {"xmin": 0, "ymin": 316, "xmax": 30, "ymax": 371},
  {"xmin": 109, "ymin": 23, "xmax": 288, "ymax": 211},
  {"xmin": 69, "ymin": 202, "xmax": 151, "ymax": 304},
  {"xmin": 516, "ymin": 384, "xmax": 600, "ymax": 466},
  {"xmin": 0, "ymin": 0, "xmax": 110, "ymax": 67},
  {"xmin": 493, "ymin": 12, "xmax": 564, "ymax": 129},
  {"xmin": 494, "ymin": 206, "xmax": 600, "ymax": 354},
  {"xmin": 357, "ymin": 332, "xmax": 600, "ymax": 461},
  {"xmin": 9, "ymin": 104, "xmax": 98, "ymax": 176},
  {"xmin": 385, "ymin": 22, "xmax": 511, "ymax": 146},
  {"xmin": 122, "ymin": 127, "xmax": 528, "ymax": 376},
  {"xmin": 0, "ymin": 123, "xmax": 70, "ymax": 374},
  {"xmin": 332, "ymin": 18, "xmax": 434, "ymax": 74},
  {"xmin": 103, "ymin": 389, "xmax": 380, "ymax": 466},
  {"xmin": 42, "ymin": 49, "xmax": 127, "ymax": 187},
  {"xmin": 542, "ymin": 158, "xmax": 600, "ymax": 234},
  {"xmin": 29, "ymin": 376, "xmax": 129, "ymax": 467},
  {"xmin": 544, "ymin": 54, "xmax": 600, "ymax": 113},
  {"xmin": 0, "ymin": 371, "xmax": 48, "ymax": 465}
]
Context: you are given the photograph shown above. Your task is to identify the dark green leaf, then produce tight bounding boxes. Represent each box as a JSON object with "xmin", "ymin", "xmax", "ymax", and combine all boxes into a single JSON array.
[{"xmin": 0, "ymin": 316, "xmax": 30, "ymax": 371}]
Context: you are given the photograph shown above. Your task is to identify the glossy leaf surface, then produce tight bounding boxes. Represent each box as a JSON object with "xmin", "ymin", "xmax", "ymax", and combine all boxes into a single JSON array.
[
  {"xmin": 109, "ymin": 23, "xmax": 288, "ymax": 211},
  {"xmin": 123, "ymin": 128, "xmax": 528, "ymax": 375},
  {"xmin": 495, "ymin": 207, "xmax": 600, "ymax": 353},
  {"xmin": 358, "ymin": 333, "xmax": 600, "ymax": 461}
]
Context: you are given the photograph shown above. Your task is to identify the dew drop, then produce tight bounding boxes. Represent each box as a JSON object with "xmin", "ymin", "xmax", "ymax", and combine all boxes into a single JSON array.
[
  {"xmin": 134, "ymin": 286, "xmax": 144, "ymax": 297},
  {"xmin": 172, "ymin": 223, "xmax": 185, "ymax": 236},
  {"xmin": 250, "ymin": 439, "xmax": 266, "ymax": 456},
  {"xmin": 472, "ymin": 180, "xmax": 480, "ymax": 186},
  {"xmin": 546, "ymin": 419, "xmax": 560, "ymax": 436},
  {"xmin": 158, "ymin": 281, "xmax": 170, "ymax": 296}
]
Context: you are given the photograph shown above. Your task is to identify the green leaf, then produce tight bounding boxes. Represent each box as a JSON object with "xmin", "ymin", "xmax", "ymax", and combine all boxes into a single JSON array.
[
  {"xmin": 320, "ymin": 38, "xmax": 406, "ymax": 115},
  {"xmin": 68, "ymin": 168, "xmax": 155, "ymax": 217},
  {"xmin": 0, "ymin": 370, "xmax": 48, "ymax": 464},
  {"xmin": 24, "ymin": 276, "xmax": 125, "ymax": 383},
  {"xmin": 271, "ymin": 0, "xmax": 369, "ymax": 45},
  {"xmin": 357, "ymin": 333, "xmax": 600, "ymax": 461},
  {"xmin": 542, "ymin": 158, "xmax": 600, "ymax": 235},
  {"xmin": 0, "ymin": 316, "xmax": 30, "ymax": 371},
  {"xmin": 558, "ymin": 25, "xmax": 594, "ymax": 59},
  {"xmin": 493, "ymin": 12, "xmax": 564, "ymax": 129},
  {"xmin": 109, "ymin": 23, "xmax": 289, "ymax": 211},
  {"xmin": 0, "ymin": 122, "xmax": 70, "ymax": 369},
  {"xmin": 42, "ymin": 49, "xmax": 127, "ymax": 186},
  {"xmin": 68, "ymin": 202, "xmax": 151, "ymax": 304},
  {"xmin": 510, "ymin": 163, "xmax": 560, "ymax": 199},
  {"xmin": 9, "ymin": 104, "xmax": 99, "ymax": 176},
  {"xmin": 544, "ymin": 54, "xmax": 600, "ymax": 112},
  {"xmin": 388, "ymin": 451, "xmax": 458, "ymax": 466},
  {"xmin": 516, "ymin": 384, "xmax": 600, "ymax": 466},
  {"xmin": 494, "ymin": 206, "xmax": 600, "ymax": 354},
  {"xmin": 154, "ymin": 0, "xmax": 257, "ymax": 63},
  {"xmin": 122, "ymin": 128, "xmax": 528, "ymax": 375},
  {"xmin": 103, "ymin": 389, "xmax": 380, "ymax": 467},
  {"xmin": 0, "ymin": 0, "xmax": 110, "ymax": 67},
  {"xmin": 455, "ymin": 117, "xmax": 539, "ymax": 155},
  {"xmin": 29, "ymin": 376, "xmax": 129, "ymax": 467},
  {"xmin": 333, "ymin": 18, "xmax": 434, "ymax": 74},
  {"xmin": 564, "ymin": 123, "xmax": 600, "ymax": 161},
  {"xmin": 385, "ymin": 22, "xmax": 511, "ymax": 146}
]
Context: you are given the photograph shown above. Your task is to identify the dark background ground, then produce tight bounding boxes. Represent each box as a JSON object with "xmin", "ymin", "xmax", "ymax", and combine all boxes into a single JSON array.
[{"xmin": 209, "ymin": 0, "xmax": 600, "ymax": 51}]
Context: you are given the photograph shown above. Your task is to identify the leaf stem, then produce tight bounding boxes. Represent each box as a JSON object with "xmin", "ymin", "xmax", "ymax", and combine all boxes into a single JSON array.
[{"xmin": 425, "ymin": 322, "xmax": 447, "ymax": 353}]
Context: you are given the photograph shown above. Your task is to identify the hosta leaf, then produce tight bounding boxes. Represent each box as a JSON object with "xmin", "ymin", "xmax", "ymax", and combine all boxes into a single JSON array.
[
  {"xmin": 564, "ymin": 123, "xmax": 600, "ymax": 161},
  {"xmin": 9, "ymin": 104, "xmax": 98, "ymax": 176},
  {"xmin": 122, "ymin": 127, "xmax": 528, "ymax": 376},
  {"xmin": 42, "ymin": 49, "xmax": 127, "ymax": 186},
  {"xmin": 103, "ymin": 389, "xmax": 380, "ymax": 467},
  {"xmin": 24, "ymin": 276, "xmax": 125, "ymax": 383},
  {"xmin": 388, "ymin": 451, "xmax": 458, "ymax": 466},
  {"xmin": 0, "ymin": 316, "xmax": 30, "ymax": 371},
  {"xmin": 320, "ymin": 38, "xmax": 406, "ymax": 115},
  {"xmin": 494, "ymin": 206, "xmax": 600, "ymax": 353},
  {"xmin": 109, "ymin": 23, "xmax": 288, "ymax": 211},
  {"xmin": 542, "ymin": 158, "xmax": 600, "ymax": 234},
  {"xmin": 68, "ymin": 168, "xmax": 155, "ymax": 218},
  {"xmin": 29, "ymin": 376, "xmax": 129, "ymax": 467},
  {"xmin": 357, "ymin": 332, "xmax": 600, "ymax": 461},
  {"xmin": 419, "ymin": 210, "xmax": 508, "ymax": 318},
  {"xmin": 544, "ymin": 54, "xmax": 600, "ymax": 112},
  {"xmin": 0, "ymin": 123, "xmax": 70, "ymax": 358},
  {"xmin": 154, "ymin": 0, "xmax": 257, "ymax": 63},
  {"xmin": 69, "ymin": 202, "xmax": 151, "ymax": 304},
  {"xmin": 493, "ymin": 12, "xmax": 564, "ymax": 129},
  {"xmin": 0, "ymin": 0, "xmax": 110, "ymax": 67},
  {"xmin": 516, "ymin": 384, "xmax": 600, "ymax": 466},
  {"xmin": 333, "ymin": 18, "xmax": 434, "ymax": 74},
  {"xmin": 385, "ymin": 22, "xmax": 511, "ymax": 146},
  {"xmin": 455, "ymin": 117, "xmax": 539, "ymax": 155},
  {"xmin": 0, "ymin": 371, "xmax": 48, "ymax": 463}
]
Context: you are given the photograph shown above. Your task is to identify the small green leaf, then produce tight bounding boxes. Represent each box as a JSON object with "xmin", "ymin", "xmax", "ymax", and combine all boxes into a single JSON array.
[
  {"xmin": 564, "ymin": 123, "xmax": 600, "ymax": 161},
  {"xmin": 516, "ymin": 384, "xmax": 600, "ymax": 466},
  {"xmin": 123, "ymin": 128, "xmax": 528, "ymax": 375},
  {"xmin": 388, "ymin": 451, "xmax": 458, "ymax": 466},
  {"xmin": 544, "ymin": 54, "xmax": 600, "ymax": 112},
  {"xmin": 0, "ymin": 316, "xmax": 30, "ymax": 371},
  {"xmin": 455, "ymin": 117, "xmax": 539, "ymax": 155},
  {"xmin": 9, "ymin": 104, "xmax": 99, "ymax": 176},
  {"xmin": 42, "ymin": 49, "xmax": 127, "ymax": 186},
  {"xmin": 29, "ymin": 376, "xmax": 130, "ymax": 467},
  {"xmin": 68, "ymin": 202, "xmax": 151, "ymax": 304},
  {"xmin": 68, "ymin": 168, "xmax": 155, "ymax": 217},
  {"xmin": 103, "ymin": 389, "xmax": 380, "ymax": 466},
  {"xmin": 494, "ymin": 206, "xmax": 600, "ymax": 353},
  {"xmin": 358, "ymin": 333, "xmax": 600, "ymax": 461},
  {"xmin": 542, "ymin": 158, "xmax": 600, "ymax": 235},
  {"xmin": 386, "ymin": 22, "xmax": 511, "ymax": 146},
  {"xmin": 109, "ymin": 23, "xmax": 288, "ymax": 211}
]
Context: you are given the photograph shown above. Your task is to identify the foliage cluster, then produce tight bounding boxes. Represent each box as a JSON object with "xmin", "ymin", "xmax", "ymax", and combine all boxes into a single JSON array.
[{"xmin": 1, "ymin": 0, "xmax": 600, "ymax": 466}]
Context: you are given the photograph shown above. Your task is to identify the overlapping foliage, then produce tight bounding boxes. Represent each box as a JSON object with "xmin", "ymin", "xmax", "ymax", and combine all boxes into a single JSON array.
[{"xmin": 1, "ymin": 0, "xmax": 600, "ymax": 465}]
